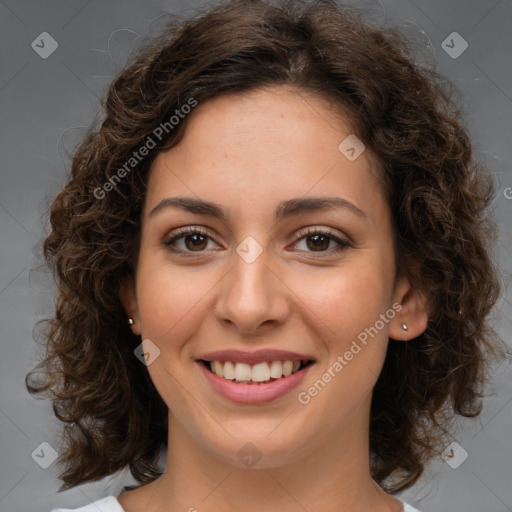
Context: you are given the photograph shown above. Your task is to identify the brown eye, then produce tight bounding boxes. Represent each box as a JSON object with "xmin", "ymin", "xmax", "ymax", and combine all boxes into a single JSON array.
[
  {"xmin": 305, "ymin": 234, "xmax": 331, "ymax": 251},
  {"xmin": 184, "ymin": 233, "xmax": 208, "ymax": 251},
  {"xmin": 163, "ymin": 228, "xmax": 219, "ymax": 255},
  {"xmin": 292, "ymin": 228, "xmax": 352, "ymax": 257}
]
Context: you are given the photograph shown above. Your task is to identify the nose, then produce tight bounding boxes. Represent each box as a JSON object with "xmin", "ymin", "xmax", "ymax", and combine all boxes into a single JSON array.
[{"xmin": 214, "ymin": 247, "xmax": 290, "ymax": 335}]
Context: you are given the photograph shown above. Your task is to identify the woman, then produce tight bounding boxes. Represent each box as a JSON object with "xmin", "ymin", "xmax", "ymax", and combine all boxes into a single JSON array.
[{"xmin": 26, "ymin": 1, "xmax": 501, "ymax": 511}]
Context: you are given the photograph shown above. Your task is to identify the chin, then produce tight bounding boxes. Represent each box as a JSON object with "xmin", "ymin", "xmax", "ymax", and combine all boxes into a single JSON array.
[{"xmin": 198, "ymin": 420, "xmax": 315, "ymax": 469}]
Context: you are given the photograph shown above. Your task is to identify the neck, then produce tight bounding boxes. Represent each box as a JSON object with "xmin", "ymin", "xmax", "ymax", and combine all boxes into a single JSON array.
[{"xmin": 143, "ymin": 397, "xmax": 403, "ymax": 512}]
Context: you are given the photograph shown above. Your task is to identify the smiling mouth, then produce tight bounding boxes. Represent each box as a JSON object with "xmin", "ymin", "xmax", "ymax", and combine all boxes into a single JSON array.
[{"xmin": 200, "ymin": 359, "xmax": 315, "ymax": 384}]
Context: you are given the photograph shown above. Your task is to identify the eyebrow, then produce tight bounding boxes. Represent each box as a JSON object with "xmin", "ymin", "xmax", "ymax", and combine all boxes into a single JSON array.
[{"xmin": 149, "ymin": 196, "xmax": 367, "ymax": 221}]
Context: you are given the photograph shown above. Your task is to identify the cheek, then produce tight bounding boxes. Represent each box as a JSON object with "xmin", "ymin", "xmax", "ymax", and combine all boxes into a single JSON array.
[
  {"xmin": 134, "ymin": 260, "xmax": 218, "ymax": 413},
  {"xmin": 292, "ymin": 259, "xmax": 394, "ymax": 345},
  {"xmin": 136, "ymin": 257, "xmax": 221, "ymax": 342},
  {"xmin": 296, "ymin": 273, "xmax": 393, "ymax": 427}
]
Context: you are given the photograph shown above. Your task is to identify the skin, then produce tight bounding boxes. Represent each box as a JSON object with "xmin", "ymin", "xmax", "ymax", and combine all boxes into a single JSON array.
[{"xmin": 119, "ymin": 86, "xmax": 429, "ymax": 512}]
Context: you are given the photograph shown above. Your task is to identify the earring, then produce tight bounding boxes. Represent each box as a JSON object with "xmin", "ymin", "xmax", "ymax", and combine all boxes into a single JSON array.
[
  {"xmin": 401, "ymin": 323, "xmax": 408, "ymax": 331},
  {"xmin": 128, "ymin": 318, "xmax": 134, "ymax": 326}
]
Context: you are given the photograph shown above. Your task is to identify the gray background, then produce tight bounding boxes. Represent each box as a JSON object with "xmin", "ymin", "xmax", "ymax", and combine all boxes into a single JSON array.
[{"xmin": 1, "ymin": 0, "xmax": 511, "ymax": 511}]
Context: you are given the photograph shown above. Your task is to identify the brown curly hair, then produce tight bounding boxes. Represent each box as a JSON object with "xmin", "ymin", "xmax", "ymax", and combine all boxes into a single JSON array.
[{"xmin": 26, "ymin": 0, "xmax": 501, "ymax": 494}]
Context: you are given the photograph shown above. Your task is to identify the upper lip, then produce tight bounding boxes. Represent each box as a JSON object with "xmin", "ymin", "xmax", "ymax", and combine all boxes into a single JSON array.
[{"xmin": 197, "ymin": 349, "xmax": 316, "ymax": 365}]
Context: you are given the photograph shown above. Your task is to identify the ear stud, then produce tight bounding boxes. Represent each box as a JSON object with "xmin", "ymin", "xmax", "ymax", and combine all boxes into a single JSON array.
[
  {"xmin": 128, "ymin": 318, "xmax": 134, "ymax": 326},
  {"xmin": 401, "ymin": 323, "xmax": 408, "ymax": 331}
]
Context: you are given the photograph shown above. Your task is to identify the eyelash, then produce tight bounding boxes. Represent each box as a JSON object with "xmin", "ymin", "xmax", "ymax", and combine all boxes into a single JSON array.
[{"xmin": 162, "ymin": 226, "xmax": 352, "ymax": 259}]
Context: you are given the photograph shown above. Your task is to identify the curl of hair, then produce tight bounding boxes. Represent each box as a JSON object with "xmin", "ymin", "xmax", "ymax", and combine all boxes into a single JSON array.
[{"xmin": 26, "ymin": 0, "xmax": 501, "ymax": 493}]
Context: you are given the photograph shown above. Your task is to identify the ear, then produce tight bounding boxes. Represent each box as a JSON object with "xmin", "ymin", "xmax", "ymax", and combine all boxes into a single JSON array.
[
  {"xmin": 119, "ymin": 276, "xmax": 141, "ymax": 335},
  {"xmin": 389, "ymin": 274, "xmax": 429, "ymax": 341}
]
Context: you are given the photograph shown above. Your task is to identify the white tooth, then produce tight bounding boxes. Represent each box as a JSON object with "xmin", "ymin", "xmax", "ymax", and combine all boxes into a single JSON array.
[
  {"xmin": 269, "ymin": 360, "xmax": 283, "ymax": 378},
  {"xmin": 292, "ymin": 361, "xmax": 300, "ymax": 373},
  {"xmin": 223, "ymin": 361, "xmax": 236, "ymax": 380},
  {"xmin": 252, "ymin": 362, "xmax": 270, "ymax": 382},
  {"xmin": 213, "ymin": 361, "xmax": 224, "ymax": 377},
  {"xmin": 282, "ymin": 360, "xmax": 293, "ymax": 376},
  {"xmin": 234, "ymin": 362, "xmax": 252, "ymax": 382}
]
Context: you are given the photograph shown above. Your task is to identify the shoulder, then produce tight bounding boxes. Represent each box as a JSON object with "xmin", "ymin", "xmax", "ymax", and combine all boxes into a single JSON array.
[{"xmin": 51, "ymin": 496, "xmax": 125, "ymax": 512}]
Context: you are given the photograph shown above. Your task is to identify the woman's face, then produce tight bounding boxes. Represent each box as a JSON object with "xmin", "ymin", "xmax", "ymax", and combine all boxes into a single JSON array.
[{"xmin": 123, "ymin": 86, "xmax": 427, "ymax": 468}]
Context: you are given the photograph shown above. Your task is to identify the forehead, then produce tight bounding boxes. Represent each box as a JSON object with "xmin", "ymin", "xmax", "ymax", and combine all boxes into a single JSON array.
[{"xmin": 145, "ymin": 86, "xmax": 388, "ymax": 226}]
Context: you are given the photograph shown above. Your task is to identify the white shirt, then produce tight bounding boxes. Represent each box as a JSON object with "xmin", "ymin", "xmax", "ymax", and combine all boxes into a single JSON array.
[{"xmin": 52, "ymin": 495, "xmax": 422, "ymax": 511}]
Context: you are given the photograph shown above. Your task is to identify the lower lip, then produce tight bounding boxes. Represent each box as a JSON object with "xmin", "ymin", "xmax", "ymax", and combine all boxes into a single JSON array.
[{"xmin": 197, "ymin": 362, "xmax": 314, "ymax": 404}]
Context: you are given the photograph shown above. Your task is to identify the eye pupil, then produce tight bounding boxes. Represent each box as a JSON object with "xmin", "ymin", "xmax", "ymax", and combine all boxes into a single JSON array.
[
  {"xmin": 306, "ymin": 234, "xmax": 329, "ymax": 251},
  {"xmin": 185, "ymin": 233, "xmax": 207, "ymax": 251}
]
